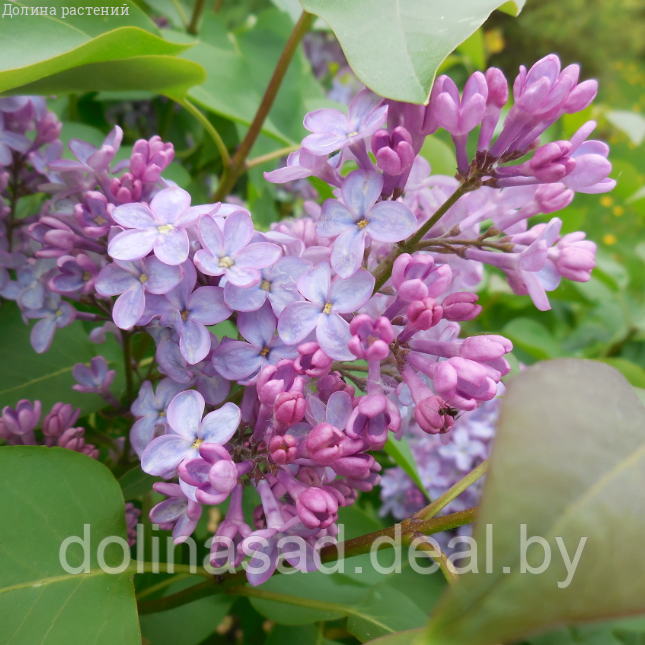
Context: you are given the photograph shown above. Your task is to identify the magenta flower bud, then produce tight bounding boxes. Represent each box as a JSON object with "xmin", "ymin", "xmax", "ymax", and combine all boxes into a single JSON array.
[
  {"xmin": 564, "ymin": 79, "xmax": 598, "ymax": 114},
  {"xmin": 407, "ymin": 297, "xmax": 443, "ymax": 330},
  {"xmin": 371, "ymin": 126, "xmax": 415, "ymax": 176},
  {"xmin": 57, "ymin": 427, "xmax": 99, "ymax": 458},
  {"xmin": 414, "ymin": 395, "xmax": 455, "ymax": 435},
  {"xmin": 110, "ymin": 173, "xmax": 143, "ymax": 204},
  {"xmin": 485, "ymin": 67, "xmax": 508, "ymax": 108},
  {"xmin": 551, "ymin": 232, "xmax": 596, "ymax": 282},
  {"xmin": 294, "ymin": 341, "xmax": 333, "ymax": 378},
  {"xmin": 460, "ymin": 335, "xmax": 511, "ymax": 361},
  {"xmin": 333, "ymin": 453, "xmax": 375, "ymax": 479},
  {"xmin": 307, "ymin": 422, "xmax": 344, "ymax": 465},
  {"xmin": 274, "ymin": 391, "xmax": 306, "ymax": 427},
  {"xmin": 535, "ymin": 183, "xmax": 574, "ymax": 213},
  {"xmin": 130, "ymin": 136, "xmax": 174, "ymax": 182},
  {"xmin": 434, "ymin": 73, "xmax": 487, "ymax": 136},
  {"xmin": 317, "ymin": 372, "xmax": 355, "ymax": 404},
  {"xmin": 391, "ymin": 253, "xmax": 441, "ymax": 302},
  {"xmin": 208, "ymin": 459, "xmax": 238, "ymax": 494},
  {"xmin": 442, "ymin": 292, "xmax": 482, "ymax": 321},
  {"xmin": 258, "ymin": 378, "xmax": 286, "ymax": 406},
  {"xmin": 348, "ymin": 314, "xmax": 394, "ymax": 361},
  {"xmin": 2, "ymin": 399, "xmax": 41, "ymax": 435},
  {"xmin": 28, "ymin": 217, "xmax": 76, "ymax": 258},
  {"xmin": 296, "ymin": 486, "xmax": 338, "ymax": 529},
  {"xmin": 42, "ymin": 402, "xmax": 80, "ymax": 445},
  {"xmin": 528, "ymin": 141, "xmax": 576, "ymax": 183},
  {"xmin": 371, "ymin": 129, "xmax": 391, "ymax": 154},
  {"xmin": 269, "ymin": 434, "xmax": 297, "ymax": 465}
]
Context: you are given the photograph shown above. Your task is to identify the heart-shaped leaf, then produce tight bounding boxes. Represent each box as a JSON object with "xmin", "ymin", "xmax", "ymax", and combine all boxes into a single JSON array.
[
  {"xmin": 424, "ymin": 359, "xmax": 645, "ymax": 645},
  {"xmin": 299, "ymin": 0, "xmax": 525, "ymax": 103},
  {"xmin": 0, "ymin": 446, "xmax": 140, "ymax": 644}
]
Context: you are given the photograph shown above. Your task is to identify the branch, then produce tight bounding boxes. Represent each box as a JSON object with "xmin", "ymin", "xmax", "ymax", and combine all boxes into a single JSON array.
[
  {"xmin": 187, "ymin": 0, "xmax": 206, "ymax": 34},
  {"xmin": 136, "ymin": 507, "xmax": 476, "ymax": 615},
  {"xmin": 211, "ymin": 11, "xmax": 315, "ymax": 202},
  {"xmin": 246, "ymin": 144, "xmax": 300, "ymax": 170}
]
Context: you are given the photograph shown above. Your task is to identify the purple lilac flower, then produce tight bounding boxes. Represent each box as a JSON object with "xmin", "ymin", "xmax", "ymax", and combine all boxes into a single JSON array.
[
  {"xmin": 96, "ymin": 256, "xmax": 183, "ymax": 331},
  {"xmin": 49, "ymin": 126, "xmax": 123, "ymax": 176},
  {"xmin": 24, "ymin": 293, "xmax": 75, "ymax": 353},
  {"xmin": 213, "ymin": 301, "xmax": 298, "ymax": 382},
  {"xmin": 0, "ymin": 111, "xmax": 31, "ymax": 165},
  {"xmin": 278, "ymin": 262, "xmax": 374, "ymax": 360},
  {"xmin": 317, "ymin": 169, "xmax": 417, "ymax": 278},
  {"xmin": 141, "ymin": 390, "xmax": 240, "ymax": 477},
  {"xmin": 302, "ymin": 89, "xmax": 387, "ymax": 156},
  {"xmin": 150, "ymin": 482, "xmax": 202, "ymax": 545},
  {"xmin": 130, "ymin": 378, "xmax": 187, "ymax": 457},
  {"xmin": 108, "ymin": 187, "xmax": 217, "ymax": 266},
  {"xmin": 194, "ymin": 210, "xmax": 281, "ymax": 287},
  {"xmin": 50, "ymin": 254, "xmax": 101, "ymax": 296}
]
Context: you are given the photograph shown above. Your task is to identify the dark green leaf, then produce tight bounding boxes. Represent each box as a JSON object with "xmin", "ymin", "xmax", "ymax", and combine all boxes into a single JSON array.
[
  {"xmin": 502, "ymin": 318, "xmax": 563, "ymax": 360},
  {"xmin": 118, "ymin": 466, "xmax": 159, "ymax": 500},
  {"xmin": 0, "ymin": 446, "xmax": 139, "ymax": 644},
  {"xmin": 384, "ymin": 436, "xmax": 431, "ymax": 501}
]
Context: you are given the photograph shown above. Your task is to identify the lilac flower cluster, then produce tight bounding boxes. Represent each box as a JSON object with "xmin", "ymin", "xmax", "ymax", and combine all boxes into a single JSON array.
[{"xmin": 0, "ymin": 54, "xmax": 611, "ymax": 585}]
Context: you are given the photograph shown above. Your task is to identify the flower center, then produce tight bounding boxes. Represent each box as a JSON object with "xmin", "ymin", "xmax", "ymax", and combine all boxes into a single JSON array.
[
  {"xmin": 192, "ymin": 438, "xmax": 203, "ymax": 449},
  {"xmin": 357, "ymin": 218, "xmax": 369, "ymax": 229},
  {"xmin": 159, "ymin": 411, "xmax": 165, "ymax": 417},
  {"xmin": 260, "ymin": 347, "xmax": 270, "ymax": 357},
  {"xmin": 55, "ymin": 309, "xmax": 63, "ymax": 317},
  {"xmin": 82, "ymin": 271, "xmax": 92, "ymax": 281},
  {"xmin": 323, "ymin": 302, "xmax": 333, "ymax": 314},
  {"xmin": 260, "ymin": 280, "xmax": 271, "ymax": 291},
  {"xmin": 157, "ymin": 224, "xmax": 174, "ymax": 234},
  {"xmin": 219, "ymin": 256, "xmax": 235, "ymax": 268},
  {"xmin": 139, "ymin": 274, "xmax": 148, "ymax": 284},
  {"xmin": 181, "ymin": 310, "xmax": 190, "ymax": 321},
  {"xmin": 93, "ymin": 215, "xmax": 107, "ymax": 226},
  {"xmin": 347, "ymin": 131, "xmax": 359, "ymax": 138}
]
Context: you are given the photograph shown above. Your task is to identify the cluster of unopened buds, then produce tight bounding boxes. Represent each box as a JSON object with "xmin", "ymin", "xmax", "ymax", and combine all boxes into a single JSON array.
[{"xmin": 0, "ymin": 54, "xmax": 610, "ymax": 584}]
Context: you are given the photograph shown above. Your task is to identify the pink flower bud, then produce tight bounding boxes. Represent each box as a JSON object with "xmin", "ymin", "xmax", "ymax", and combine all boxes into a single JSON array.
[
  {"xmin": 332, "ymin": 453, "xmax": 374, "ymax": 479},
  {"xmin": 296, "ymin": 487, "xmax": 338, "ymax": 529},
  {"xmin": 535, "ymin": 183, "xmax": 574, "ymax": 213},
  {"xmin": 414, "ymin": 396, "xmax": 455, "ymax": 434},
  {"xmin": 407, "ymin": 298, "xmax": 443, "ymax": 330},
  {"xmin": 42, "ymin": 402, "xmax": 80, "ymax": 446},
  {"xmin": 208, "ymin": 459, "xmax": 238, "ymax": 494},
  {"xmin": 529, "ymin": 141, "xmax": 576, "ymax": 183},
  {"xmin": 307, "ymin": 422, "xmax": 344, "ymax": 465},
  {"xmin": 317, "ymin": 372, "xmax": 355, "ymax": 404},
  {"xmin": 269, "ymin": 434, "xmax": 297, "ymax": 465},
  {"xmin": 348, "ymin": 314, "xmax": 394, "ymax": 361},
  {"xmin": 442, "ymin": 292, "xmax": 482, "ymax": 321},
  {"xmin": 274, "ymin": 391, "xmax": 306, "ymax": 427},
  {"xmin": 294, "ymin": 341, "xmax": 333, "ymax": 378},
  {"xmin": 485, "ymin": 67, "xmax": 508, "ymax": 108}
]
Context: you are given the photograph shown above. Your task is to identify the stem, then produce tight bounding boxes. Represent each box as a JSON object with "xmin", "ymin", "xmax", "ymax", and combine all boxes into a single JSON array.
[
  {"xmin": 136, "ymin": 573, "xmax": 193, "ymax": 600},
  {"xmin": 136, "ymin": 507, "xmax": 477, "ymax": 614},
  {"xmin": 246, "ymin": 144, "xmax": 300, "ymax": 169},
  {"xmin": 412, "ymin": 533, "xmax": 458, "ymax": 585},
  {"xmin": 187, "ymin": 0, "xmax": 206, "ymax": 34},
  {"xmin": 412, "ymin": 460, "xmax": 488, "ymax": 521},
  {"xmin": 372, "ymin": 183, "xmax": 470, "ymax": 293},
  {"xmin": 211, "ymin": 11, "xmax": 315, "ymax": 202},
  {"xmin": 180, "ymin": 98, "xmax": 231, "ymax": 173}
]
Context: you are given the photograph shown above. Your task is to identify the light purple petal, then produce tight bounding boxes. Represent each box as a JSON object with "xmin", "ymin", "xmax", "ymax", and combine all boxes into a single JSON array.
[
  {"xmin": 245, "ymin": 536, "xmax": 279, "ymax": 586},
  {"xmin": 150, "ymin": 497, "xmax": 187, "ymax": 523},
  {"xmin": 212, "ymin": 341, "xmax": 264, "ymax": 380},
  {"xmin": 238, "ymin": 301, "xmax": 276, "ymax": 348},
  {"xmin": 111, "ymin": 203, "xmax": 156, "ymax": 230},
  {"xmin": 224, "ymin": 210, "xmax": 254, "ymax": 255},
  {"xmin": 330, "ymin": 227, "xmax": 365, "ymax": 279},
  {"xmin": 180, "ymin": 318, "xmax": 211, "ymax": 365},
  {"xmin": 200, "ymin": 402, "xmax": 241, "ymax": 444},
  {"xmin": 141, "ymin": 434, "xmax": 191, "ymax": 476},
  {"xmin": 278, "ymin": 301, "xmax": 321, "ymax": 346},
  {"xmin": 303, "ymin": 108, "xmax": 348, "ymax": 136},
  {"xmin": 143, "ymin": 256, "xmax": 183, "ymax": 294},
  {"xmin": 198, "ymin": 215, "xmax": 225, "ymax": 257},
  {"xmin": 297, "ymin": 262, "xmax": 330, "ymax": 306},
  {"xmin": 226, "ymin": 265, "xmax": 261, "ymax": 288},
  {"xmin": 188, "ymin": 286, "xmax": 231, "ymax": 325},
  {"xmin": 317, "ymin": 312, "xmax": 353, "ymax": 361},
  {"xmin": 69, "ymin": 139, "xmax": 97, "ymax": 165},
  {"xmin": 341, "ymin": 170, "xmax": 382, "ymax": 217},
  {"xmin": 329, "ymin": 268, "xmax": 375, "ymax": 313},
  {"xmin": 132, "ymin": 381, "xmax": 155, "ymax": 416},
  {"xmin": 167, "ymin": 390, "xmax": 205, "ymax": 440},
  {"xmin": 151, "ymin": 187, "xmax": 192, "ymax": 225},
  {"xmin": 326, "ymin": 390, "xmax": 353, "ymax": 430},
  {"xmin": 234, "ymin": 243, "xmax": 281, "ymax": 269},
  {"xmin": 108, "ymin": 228, "xmax": 157, "ymax": 262},
  {"xmin": 31, "ymin": 317, "xmax": 56, "ymax": 354},
  {"xmin": 154, "ymin": 228, "xmax": 189, "ymax": 266},
  {"xmin": 317, "ymin": 200, "xmax": 358, "ymax": 238},
  {"xmin": 348, "ymin": 89, "xmax": 385, "ymax": 128},
  {"xmin": 131, "ymin": 416, "xmax": 160, "ymax": 458},
  {"xmin": 302, "ymin": 132, "xmax": 350, "ymax": 156},
  {"xmin": 193, "ymin": 249, "xmax": 225, "ymax": 278},
  {"xmin": 522, "ymin": 271, "xmax": 551, "ymax": 311},
  {"xmin": 223, "ymin": 282, "xmax": 266, "ymax": 312},
  {"xmin": 95, "ymin": 263, "xmax": 139, "ymax": 296},
  {"xmin": 367, "ymin": 201, "xmax": 417, "ymax": 243},
  {"xmin": 113, "ymin": 285, "xmax": 145, "ymax": 330}
]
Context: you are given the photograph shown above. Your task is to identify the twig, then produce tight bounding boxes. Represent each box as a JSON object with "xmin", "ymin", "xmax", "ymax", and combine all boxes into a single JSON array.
[{"xmin": 187, "ymin": 0, "xmax": 206, "ymax": 34}]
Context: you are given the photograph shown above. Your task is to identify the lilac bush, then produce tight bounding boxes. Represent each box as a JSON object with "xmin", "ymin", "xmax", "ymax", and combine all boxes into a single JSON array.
[{"xmin": 0, "ymin": 53, "xmax": 611, "ymax": 587}]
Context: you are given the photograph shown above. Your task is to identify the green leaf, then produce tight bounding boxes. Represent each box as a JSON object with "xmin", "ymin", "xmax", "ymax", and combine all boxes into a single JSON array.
[
  {"xmin": 183, "ymin": 10, "xmax": 326, "ymax": 144},
  {"xmin": 364, "ymin": 629, "xmax": 425, "ymax": 644},
  {"xmin": 347, "ymin": 583, "xmax": 428, "ymax": 642},
  {"xmin": 420, "ymin": 135, "xmax": 457, "ymax": 176},
  {"xmin": 118, "ymin": 466, "xmax": 159, "ymax": 500},
  {"xmin": 385, "ymin": 436, "xmax": 431, "ymax": 501},
  {"xmin": 265, "ymin": 623, "xmax": 341, "ymax": 645},
  {"xmin": 596, "ymin": 358, "xmax": 645, "ymax": 389},
  {"xmin": 502, "ymin": 318, "xmax": 563, "ymax": 360},
  {"xmin": 0, "ymin": 446, "xmax": 139, "ymax": 644},
  {"xmin": 300, "ymin": 0, "xmax": 525, "ymax": 103},
  {"xmin": 0, "ymin": 301, "xmax": 118, "ymax": 415},
  {"xmin": 140, "ymin": 578, "xmax": 233, "ymax": 645},
  {"xmin": 0, "ymin": 2, "xmax": 203, "ymax": 97},
  {"xmin": 425, "ymin": 359, "xmax": 645, "ymax": 645}
]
